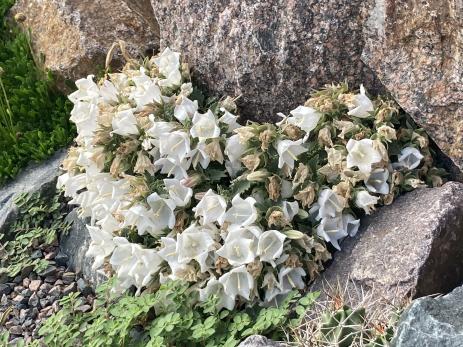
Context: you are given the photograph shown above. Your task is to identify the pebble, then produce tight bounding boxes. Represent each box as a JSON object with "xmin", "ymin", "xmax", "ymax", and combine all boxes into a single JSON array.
[
  {"xmin": 44, "ymin": 251, "xmax": 57, "ymax": 260},
  {"xmin": 76, "ymin": 304, "xmax": 92, "ymax": 313},
  {"xmin": 44, "ymin": 276, "xmax": 57, "ymax": 283},
  {"xmin": 22, "ymin": 278, "xmax": 31, "ymax": 288},
  {"xmin": 28, "ymin": 293, "xmax": 39, "ymax": 307},
  {"xmin": 77, "ymin": 278, "xmax": 92, "ymax": 296},
  {"xmin": 39, "ymin": 265, "xmax": 57, "ymax": 277},
  {"xmin": 48, "ymin": 286, "xmax": 61, "ymax": 298},
  {"xmin": 62, "ymin": 282, "xmax": 77, "ymax": 296},
  {"xmin": 62, "ymin": 272, "xmax": 76, "ymax": 284},
  {"xmin": 9, "ymin": 326, "xmax": 23, "ymax": 335},
  {"xmin": 30, "ymin": 250, "xmax": 43, "ymax": 260},
  {"xmin": 0, "ymin": 283, "xmax": 12, "ymax": 296},
  {"xmin": 39, "ymin": 283, "xmax": 52, "ymax": 292},
  {"xmin": 29, "ymin": 279, "xmax": 42, "ymax": 292},
  {"xmin": 55, "ymin": 252, "xmax": 69, "ymax": 266},
  {"xmin": 20, "ymin": 265, "xmax": 34, "ymax": 278}
]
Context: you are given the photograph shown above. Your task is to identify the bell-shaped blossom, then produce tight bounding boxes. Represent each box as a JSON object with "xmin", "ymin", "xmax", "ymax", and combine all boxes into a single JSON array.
[
  {"xmin": 199, "ymin": 278, "xmax": 235, "ymax": 310},
  {"xmin": 153, "ymin": 47, "xmax": 182, "ymax": 87},
  {"xmin": 147, "ymin": 193, "xmax": 176, "ymax": 231},
  {"xmin": 157, "ymin": 237, "xmax": 180, "ymax": 269},
  {"xmin": 287, "ymin": 106, "xmax": 321, "ymax": 137},
  {"xmin": 69, "ymin": 101, "xmax": 98, "ymax": 141},
  {"xmin": 257, "ymin": 230, "xmax": 286, "ymax": 265},
  {"xmin": 129, "ymin": 72, "xmax": 162, "ymax": 109},
  {"xmin": 146, "ymin": 120, "xmax": 175, "ymax": 143},
  {"xmin": 96, "ymin": 214, "xmax": 120, "ymax": 233},
  {"xmin": 164, "ymin": 178, "xmax": 193, "ymax": 207},
  {"xmin": 99, "ymin": 80, "xmax": 119, "ymax": 104},
  {"xmin": 218, "ymin": 265, "xmax": 255, "ymax": 300},
  {"xmin": 86, "ymin": 226, "xmax": 115, "ymax": 270},
  {"xmin": 193, "ymin": 189, "xmax": 227, "ymax": 225},
  {"xmin": 224, "ymin": 195, "xmax": 258, "ymax": 227},
  {"xmin": 276, "ymin": 139, "xmax": 308, "ymax": 169},
  {"xmin": 154, "ymin": 157, "xmax": 190, "ymax": 179},
  {"xmin": 111, "ymin": 109, "xmax": 139, "ymax": 136},
  {"xmin": 342, "ymin": 213, "xmax": 360, "ymax": 237},
  {"xmin": 346, "ymin": 139, "xmax": 382, "ymax": 174},
  {"xmin": 176, "ymin": 224, "xmax": 215, "ymax": 271},
  {"xmin": 159, "ymin": 130, "xmax": 191, "ymax": 161},
  {"xmin": 219, "ymin": 109, "xmax": 240, "ymax": 132},
  {"xmin": 355, "ymin": 191, "xmax": 380, "ymax": 215},
  {"xmin": 316, "ymin": 216, "xmax": 348, "ymax": 250},
  {"xmin": 174, "ymin": 96, "xmax": 198, "ymax": 122},
  {"xmin": 365, "ymin": 168, "xmax": 389, "ymax": 194},
  {"xmin": 315, "ymin": 189, "xmax": 344, "ymax": 220},
  {"xmin": 262, "ymin": 271, "xmax": 283, "ymax": 303},
  {"xmin": 216, "ymin": 229, "xmax": 256, "ymax": 266},
  {"xmin": 188, "ymin": 142, "xmax": 211, "ymax": 169},
  {"xmin": 347, "ymin": 85, "xmax": 374, "ymax": 118},
  {"xmin": 123, "ymin": 204, "xmax": 157, "ymax": 236},
  {"xmin": 393, "ymin": 147, "xmax": 424, "ymax": 170},
  {"xmin": 278, "ymin": 267, "xmax": 306, "ymax": 292},
  {"xmin": 190, "ymin": 110, "xmax": 220, "ymax": 140},
  {"xmin": 68, "ymin": 75, "xmax": 100, "ymax": 103},
  {"xmin": 282, "ymin": 201, "xmax": 299, "ymax": 222},
  {"xmin": 225, "ymin": 134, "xmax": 245, "ymax": 169}
]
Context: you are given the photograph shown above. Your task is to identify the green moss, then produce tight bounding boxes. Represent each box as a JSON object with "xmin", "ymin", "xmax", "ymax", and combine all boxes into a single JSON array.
[{"xmin": 0, "ymin": 0, "xmax": 75, "ymax": 185}]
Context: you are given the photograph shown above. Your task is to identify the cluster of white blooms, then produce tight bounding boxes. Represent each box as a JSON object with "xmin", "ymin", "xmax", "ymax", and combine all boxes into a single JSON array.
[{"xmin": 58, "ymin": 48, "xmax": 443, "ymax": 309}]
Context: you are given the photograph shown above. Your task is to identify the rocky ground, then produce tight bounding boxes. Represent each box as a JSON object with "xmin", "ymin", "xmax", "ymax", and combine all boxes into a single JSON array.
[{"xmin": 0, "ymin": 241, "xmax": 94, "ymax": 344}]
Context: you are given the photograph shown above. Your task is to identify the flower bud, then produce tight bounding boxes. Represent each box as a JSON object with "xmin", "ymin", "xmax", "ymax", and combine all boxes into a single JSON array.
[
  {"xmin": 247, "ymin": 169, "xmax": 270, "ymax": 182},
  {"xmin": 283, "ymin": 230, "xmax": 305, "ymax": 240},
  {"xmin": 182, "ymin": 173, "xmax": 203, "ymax": 188},
  {"xmin": 377, "ymin": 125, "xmax": 397, "ymax": 142}
]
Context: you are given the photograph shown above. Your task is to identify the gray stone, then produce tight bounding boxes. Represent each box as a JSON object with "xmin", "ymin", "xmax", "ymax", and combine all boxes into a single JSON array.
[
  {"xmin": 311, "ymin": 182, "xmax": 463, "ymax": 308},
  {"xmin": 54, "ymin": 251, "xmax": 69, "ymax": 267},
  {"xmin": 0, "ymin": 283, "xmax": 11, "ymax": 296},
  {"xmin": 10, "ymin": 0, "xmax": 159, "ymax": 91},
  {"xmin": 391, "ymin": 286, "xmax": 463, "ymax": 347},
  {"xmin": 238, "ymin": 335, "xmax": 285, "ymax": 347},
  {"xmin": 60, "ymin": 209, "xmax": 108, "ymax": 287},
  {"xmin": 0, "ymin": 150, "xmax": 66, "ymax": 237},
  {"xmin": 75, "ymin": 304, "xmax": 92, "ymax": 313},
  {"xmin": 151, "ymin": 0, "xmax": 384, "ymax": 123},
  {"xmin": 62, "ymin": 282, "xmax": 77, "ymax": 296},
  {"xmin": 76, "ymin": 278, "xmax": 92, "ymax": 296},
  {"xmin": 28, "ymin": 280, "xmax": 42, "ymax": 292},
  {"xmin": 28, "ymin": 293, "xmax": 39, "ymax": 308},
  {"xmin": 362, "ymin": 0, "xmax": 463, "ymax": 174},
  {"xmin": 39, "ymin": 265, "xmax": 57, "ymax": 278}
]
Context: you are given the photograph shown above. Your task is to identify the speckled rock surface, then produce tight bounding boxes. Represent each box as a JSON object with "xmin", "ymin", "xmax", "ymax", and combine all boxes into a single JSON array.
[
  {"xmin": 238, "ymin": 335, "xmax": 285, "ymax": 347},
  {"xmin": 362, "ymin": 0, "xmax": 463, "ymax": 173},
  {"xmin": 151, "ymin": 0, "xmax": 384, "ymax": 122},
  {"xmin": 311, "ymin": 182, "xmax": 463, "ymax": 307},
  {"xmin": 391, "ymin": 286, "xmax": 463, "ymax": 347},
  {"xmin": 10, "ymin": 0, "xmax": 159, "ymax": 89}
]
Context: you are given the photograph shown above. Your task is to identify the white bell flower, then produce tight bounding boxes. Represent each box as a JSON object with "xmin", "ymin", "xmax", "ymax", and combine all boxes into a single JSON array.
[
  {"xmin": 216, "ymin": 229, "xmax": 256, "ymax": 266},
  {"xmin": 96, "ymin": 214, "xmax": 120, "ymax": 233},
  {"xmin": 316, "ymin": 216, "xmax": 348, "ymax": 250},
  {"xmin": 347, "ymin": 85, "xmax": 374, "ymax": 118},
  {"xmin": 225, "ymin": 134, "xmax": 245, "ymax": 163},
  {"xmin": 341, "ymin": 213, "xmax": 360, "ymax": 237},
  {"xmin": 393, "ymin": 147, "xmax": 424, "ymax": 170},
  {"xmin": 174, "ymin": 96, "xmax": 198, "ymax": 122},
  {"xmin": 147, "ymin": 192, "xmax": 176, "ymax": 231},
  {"xmin": 199, "ymin": 278, "xmax": 235, "ymax": 310},
  {"xmin": 218, "ymin": 265, "xmax": 255, "ymax": 300},
  {"xmin": 316, "ymin": 189, "xmax": 344, "ymax": 219},
  {"xmin": 225, "ymin": 160, "xmax": 243, "ymax": 178},
  {"xmin": 257, "ymin": 230, "xmax": 286, "ymax": 265},
  {"xmin": 159, "ymin": 130, "xmax": 191, "ymax": 161},
  {"xmin": 188, "ymin": 142, "xmax": 211, "ymax": 169},
  {"xmin": 154, "ymin": 47, "xmax": 182, "ymax": 87},
  {"xmin": 224, "ymin": 195, "xmax": 258, "ymax": 227},
  {"xmin": 287, "ymin": 106, "xmax": 321, "ymax": 137},
  {"xmin": 69, "ymin": 101, "xmax": 98, "ymax": 141},
  {"xmin": 365, "ymin": 168, "xmax": 389, "ymax": 194},
  {"xmin": 154, "ymin": 157, "xmax": 190, "ymax": 179},
  {"xmin": 278, "ymin": 267, "xmax": 306, "ymax": 292},
  {"xmin": 219, "ymin": 109, "xmax": 240, "ymax": 132},
  {"xmin": 85, "ymin": 225, "xmax": 115, "ymax": 270},
  {"xmin": 163, "ymin": 178, "xmax": 193, "ymax": 207},
  {"xmin": 282, "ymin": 201, "xmax": 299, "ymax": 222},
  {"xmin": 346, "ymin": 139, "xmax": 382, "ymax": 174},
  {"xmin": 129, "ymin": 248, "xmax": 163, "ymax": 289},
  {"xmin": 193, "ymin": 189, "xmax": 227, "ymax": 225},
  {"xmin": 129, "ymin": 72, "xmax": 162, "ymax": 109},
  {"xmin": 355, "ymin": 191, "xmax": 380, "ymax": 215},
  {"xmin": 68, "ymin": 75, "xmax": 99, "ymax": 103},
  {"xmin": 190, "ymin": 110, "xmax": 220, "ymax": 140},
  {"xmin": 99, "ymin": 80, "xmax": 119, "ymax": 104},
  {"xmin": 123, "ymin": 204, "xmax": 157, "ymax": 236},
  {"xmin": 262, "ymin": 271, "xmax": 283, "ymax": 303},
  {"xmin": 276, "ymin": 139, "xmax": 308, "ymax": 169},
  {"xmin": 111, "ymin": 109, "xmax": 139, "ymax": 136},
  {"xmin": 157, "ymin": 237, "xmax": 180, "ymax": 269},
  {"xmin": 176, "ymin": 224, "xmax": 215, "ymax": 271},
  {"xmin": 146, "ymin": 120, "xmax": 175, "ymax": 141}
]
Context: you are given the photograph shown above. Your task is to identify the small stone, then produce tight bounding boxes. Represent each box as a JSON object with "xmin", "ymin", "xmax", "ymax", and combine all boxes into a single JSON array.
[
  {"xmin": 28, "ymin": 293, "xmax": 39, "ymax": 307},
  {"xmin": 14, "ymin": 285, "xmax": 23, "ymax": 293},
  {"xmin": 62, "ymin": 272, "xmax": 75, "ymax": 284},
  {"xmin": 62, "ymin": 282, "xmax": 77, "ymax": 296},
  {"xmin": 44, "ymin": 251, "xmax": 57, "ymax": 260},
  {"xmin": 30, "ymin": 249, "xmax": 43, "ymax": 260},
  {"xmin": 29, "ymin": 280, "xmax": 42, "ymax": 292},
  {"xmin": 19, "ymin": 309, "xmax": 29, "ymax": 324},
  {"xmin": 9, "ymin": 325, "xmax": 23, "ymax": 335},
  {"xmin": 20, "ymin": 265, "xmax": 34, "ymax": 278},
  {"xmin": 39, "ymin": 265, "xmax": 57, "ymax": 278},
  {"xmin": 1, "ymin": 294, "xmax": 8, "ymax": 305},
  {"xmin": 51, "ymin": 300, "xmax": 60, "ymax": 313},
  {"xmin": 75, "ymin": 304, "xmax": 91, "ymax": 313},
  {"xmin": 36, "ymin": 290, "xmax": 46, "ymax": 299},
  {"xmin": 48, "ymin": 286, "xmax": 61, "ymax": 298},
  {"xmin": 20, "ymin": 289, "xmax": 32, "ymax": 298},
  {"xmin": 54, "ymin": 251, "xmax": 69, "ymax": 267},
  {"xmin": 23, "ymin": 318, "xmax": 34, "ymax": 328},
  {"xmin": 55, "ymin": 279, "xmax": 63, "ymax": 285},
  {"xmin": 76, "ymin": 278, "xmax": 92, "ymax": 296},
  {"xmin": 13, "ymin": 276, "xmax": 22, "ymax": 284},
  {"xmin": 39, "ymin": 298, "xmax": 49, "ymax": 308},
  {"xmin": 44, "ymin": 276, "xmax": 57, "ymax": 283},
  {"xmin": 22, "ymin": 278, "xmax": 30, "ymax": 288},
  {"xmin": 13, "ymin": 295, "xmax": 27, "ymax": 304},
  {"xmin": 39, "ymin": 283, "xmax": 52, "ymax": 292},
  {"xmin": 0, "ymin": 283, "xmax": 12, "ymax": 296}
]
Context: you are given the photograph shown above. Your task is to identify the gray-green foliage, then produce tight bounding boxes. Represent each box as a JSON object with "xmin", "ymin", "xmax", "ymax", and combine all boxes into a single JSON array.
[
  {"xmin": 0, "ymin": 191, "xmax": 70, "ymax": 277},
  {"xmin": 35, "ymin": 279, "xmax": 319, "ymax": 347}
]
